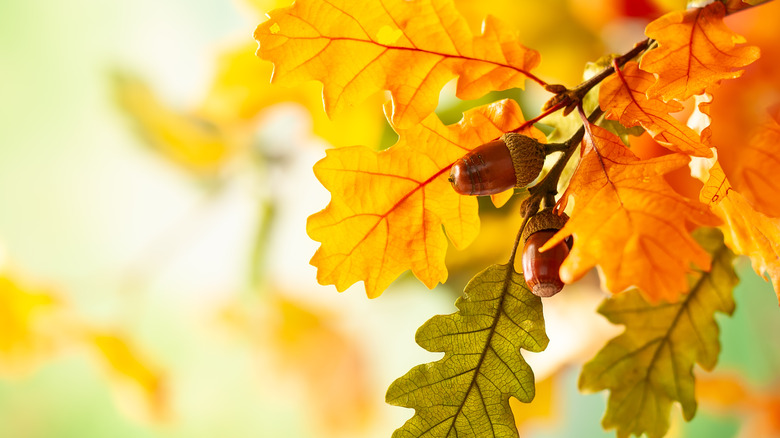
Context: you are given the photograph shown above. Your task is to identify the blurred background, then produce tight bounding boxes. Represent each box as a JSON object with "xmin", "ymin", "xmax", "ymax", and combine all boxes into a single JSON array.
[{"xmin": 1, "ymin": 0, "xmax": 779, "ymax": 437}]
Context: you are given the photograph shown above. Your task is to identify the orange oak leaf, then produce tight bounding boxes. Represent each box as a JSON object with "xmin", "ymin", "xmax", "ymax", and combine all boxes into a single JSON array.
[
  {"xmin": 728, "ymin": 106, "xmax": 780, "ymax": 219},
  {"xmin": 599, "ymin": 61, "xmax": 711, "ymax": 157},
  {"xmin": 254, "ymin": 0, "xmax": 542, "ymax": 129},
  {"xmin": 307, "ymin": 99, "xmax": 544, "ymax": 297},
  {"xmin": 700, "ymin": 161, "xmax": 780, "ymax": 301},
  {"xmin": 724, "ymin": 0, "xmax": 775, "ymax": 14},
  {"xmin": 541, "ymin": 124, "xmax": 719, "ymax": 301},
  {"xmin": 697, "ymin": 0, "xmax": 780, "ymax": 174},
  {"xmin": 640, "ymin": 1, "xmax": 760, "ymax": 102}
]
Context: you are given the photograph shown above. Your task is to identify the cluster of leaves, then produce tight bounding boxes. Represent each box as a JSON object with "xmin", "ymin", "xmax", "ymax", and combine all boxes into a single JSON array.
[{"xmin": 253, "ymin": 0, "xmax": 778, "ymax": 437}]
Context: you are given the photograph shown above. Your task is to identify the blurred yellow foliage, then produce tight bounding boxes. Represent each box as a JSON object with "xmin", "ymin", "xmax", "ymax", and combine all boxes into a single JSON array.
[
  {"xmin": 510, "ymin": 376, "xmax": 556, "ymax": 432},
  {"xmin": 0, "ymin": 265, "xmax": 168, "ymax": 423},
  {"xmin": 222, "ymin": 293, "xmax": 375, "ymax": 437},
  {"xmin": 114, "ymin": 39, "xmax": 388, "ymax": 180},
  {"xmin": 90, "ymin": 332, "xmax": 168, "ymax": 423},
  {"xmin": 199, "ymin": 43, "xmax": 387, "ymax": 148},
  {"xmin": 113, "ymin": 72, "xmax": 244, "ymax": 176},
  {"xmin": 0, "ymin": 274, "xmax": 60, "ymax": 376}
]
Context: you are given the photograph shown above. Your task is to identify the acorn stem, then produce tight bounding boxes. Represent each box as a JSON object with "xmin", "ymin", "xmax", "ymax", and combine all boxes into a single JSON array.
[
  {"xmin": 509, "ymin": 107, "xmax": 602, "ymax": 273},
  {"xmin": 541, "ymin": 194, "xmax": 556, "ymax": 210},
  {"xmin": 544, "ymin": 142, "xmax": 569, "ymax": 154},
  {"xmin": 527, "ymin": 107, "xmax": 604, "ymax": 203}
]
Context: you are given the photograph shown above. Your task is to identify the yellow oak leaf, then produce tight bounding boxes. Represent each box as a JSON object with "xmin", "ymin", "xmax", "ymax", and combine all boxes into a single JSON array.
[
  {"xmin": 243, "ymin": 0, "xmax": 285, "ymax": 16},
  {"xmin": 307, "ymin": 99, "xmax": 543, "ymax": 297},
  {"xmin": 700, "ymin": 161, "xmax": 780, "ymax": 301},
  {"xmin": 599, "ymin": 61, "xmax": 711, "ymax": 157},
  {"xmin": 542, "ymin": 124, "xmax": 719, "ymax": 301},
  {"xmin": 254, "ymin": 0, "xmax": 542, "ymax": 129},
  {"xmin": 727, "ymin": 106, "xmax": 780, "ymax": 219},
  {"xmin": 197, "ymin": 43, "xmax": 387, "ymax": 148},
  {"xmin": 90, "ymin": 332, "xmax": 168, "ymax": 422},
  {"xmin": 640, "ymin": 1, "xmax": 760, "ymax": 102},
  {"xmin": 490, "ymin": 188, "xmax": 515, "ymax": 209}
]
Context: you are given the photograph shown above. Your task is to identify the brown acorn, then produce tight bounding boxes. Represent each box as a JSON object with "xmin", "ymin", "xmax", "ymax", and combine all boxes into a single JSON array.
[
  {"xmin": 449, "ymin": 133, "xmax": 545, "ymax": 196},
  {"xmin": 521, "ymin": 208, "xmax": 571, "ymax": 298}
]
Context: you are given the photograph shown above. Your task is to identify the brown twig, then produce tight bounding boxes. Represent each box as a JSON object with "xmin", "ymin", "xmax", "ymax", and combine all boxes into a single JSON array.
[
  {"xmin": 542, "ymin": 38, "xmax": 652, "ymax": 116},
  {"xmin": 520, "ymin": 107, "xmax": 604, "ymax": 217}
]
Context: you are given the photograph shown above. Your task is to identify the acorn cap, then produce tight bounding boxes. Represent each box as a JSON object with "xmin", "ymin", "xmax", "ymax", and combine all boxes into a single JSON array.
[
  {"xmin": 501, "ymin": 133, "xmax": 546, "ymax": 188},
  {"xmin": 521, "ymin": 208, "xmax": 569, "ymax": 243}
]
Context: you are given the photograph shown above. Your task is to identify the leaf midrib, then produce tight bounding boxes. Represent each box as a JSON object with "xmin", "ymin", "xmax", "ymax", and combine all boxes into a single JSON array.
[
  {"xmin": 445, "ymin": 264, "xmax": 517, "ymax": 437},
  {"xmin": 621, "ymin": 244, "xmax": 730, "ymax": 425}
]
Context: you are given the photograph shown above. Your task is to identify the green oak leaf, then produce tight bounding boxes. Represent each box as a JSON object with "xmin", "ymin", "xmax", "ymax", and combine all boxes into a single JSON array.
[
  {"xmin": 387, "ymin": 264, "xmax": 549, "ymax": 438},
  {"xmin": 579, "ymin": 228, "xmax": 738, "ymax": 438}
]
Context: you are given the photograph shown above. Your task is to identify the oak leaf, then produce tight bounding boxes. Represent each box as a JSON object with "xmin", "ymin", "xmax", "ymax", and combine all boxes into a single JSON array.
[
  {"xmin": 640, "ymin": 1, "xmax": 760, "ymax": 102},
  {"xmin": 700, "ymin": 161, "xmax": 780, "ymax": 302},
  {"xmin": 579, "ymin": 229, "xmax": 738, "ymax": 438},
  {"xmin": 696, "ymin": 0, "xmax": 780, "ymax": 175},
  {"xmin": 254, "ymin": 0, "xmax": 541, "ymax": 129},
  {"xmin": 726, "ymin": 106, "xmax": 780, "ymax": 219},
  {"xmin": 307, "ymin": 99, "xmax": 543, "ymax": 297},
  {"xmin": 198, "ymin": 43, "xmax": 387, "ymax": 148},
  {"xmin": 387, "ymin": 264, "xmax": 548, "ymax": 438},
  {"xmin": 541, "ymin": 124, "xmax": 719, "ymax": 301},
  {"xmin": 599, "ymin": 61, "xmax": 711, "ymax": 157},
  {"xmin": 724, "ymin": 0, "xmax": 775, "ymax": 14}
]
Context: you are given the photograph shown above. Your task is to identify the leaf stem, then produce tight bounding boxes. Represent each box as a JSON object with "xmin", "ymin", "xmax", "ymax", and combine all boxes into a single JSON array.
[
  {"xmin": 507, "ymin": 36, "xmax": 651, "ymax": 141},
  {"xmin": 526, "ymin": 71, "xmax": 550, "ymax": 88},
  {"xmin": 509, "ymin": 215, "xmax": 531, "ymax": 266},
  {"xmin": 511, "ymin": 101, "xmax": 566, "ymax": 134},
  {"xmin": 509, "ymin": 106, "xmax": 602, "ymax": 264}
]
